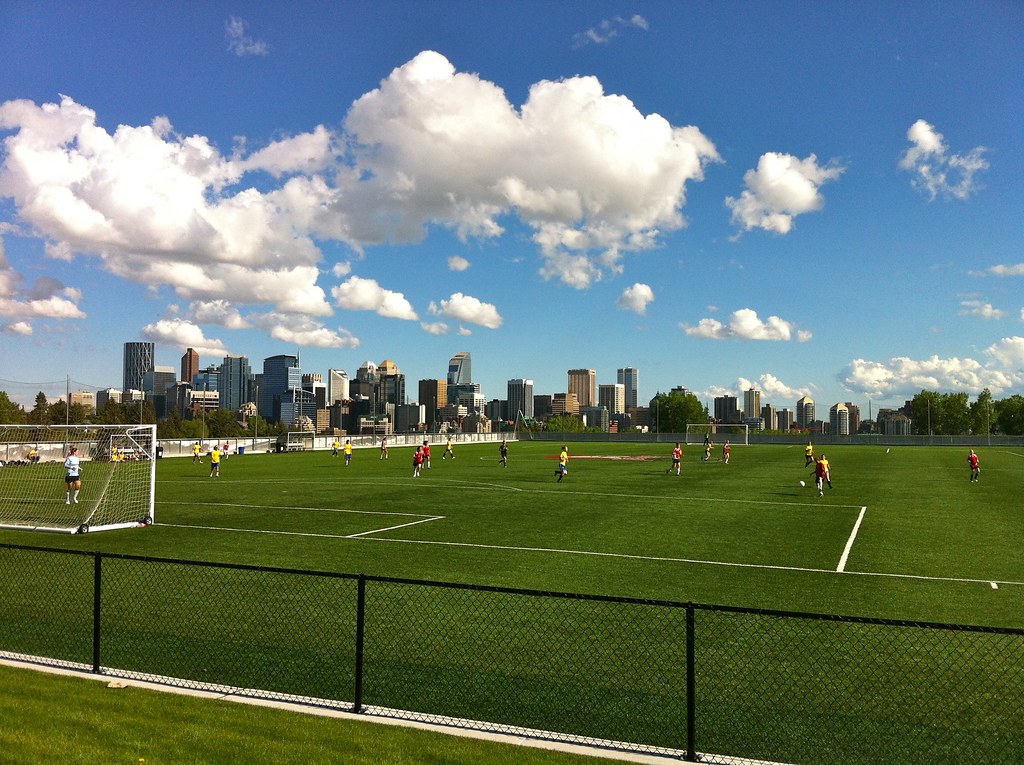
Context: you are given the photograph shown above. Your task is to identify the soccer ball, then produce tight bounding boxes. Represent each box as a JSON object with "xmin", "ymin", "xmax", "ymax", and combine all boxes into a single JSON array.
[{"xmin": 799, "ymin": 480, "xmax": 805, "ymax": 487}]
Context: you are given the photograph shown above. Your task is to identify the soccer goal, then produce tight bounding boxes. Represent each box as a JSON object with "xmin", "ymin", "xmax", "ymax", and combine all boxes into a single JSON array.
[
  {"xmin": 684, "ymin": 423, "xmax": 749, "ymax": 446},
  {"xmin": 282, "ymin": 430, "xmax": 315, "ymax": 451},
  {"xmin": 0, "ymin": 424, "xmax": 156, "ymax": 534}
]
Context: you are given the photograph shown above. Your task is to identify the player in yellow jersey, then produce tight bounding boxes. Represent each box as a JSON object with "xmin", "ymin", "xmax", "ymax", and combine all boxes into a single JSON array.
[{"xmin": 555, "ymin": 446, "xmax": 569, "ymax": 482}]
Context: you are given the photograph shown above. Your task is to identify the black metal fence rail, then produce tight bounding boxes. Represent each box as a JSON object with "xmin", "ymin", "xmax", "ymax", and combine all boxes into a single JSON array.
[{"xmin": 2, "ymin": 542, "xmax": 1022, "ymax": 765}]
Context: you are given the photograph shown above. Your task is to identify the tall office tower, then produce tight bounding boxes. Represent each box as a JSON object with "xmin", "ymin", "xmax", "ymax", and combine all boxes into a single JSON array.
[
  {"xmin": 418, "ymin": 379, "xmax": 447, "ymax": 430},
  {"xmin": 123, "ymin": 342, "xmax": 155, "ymax": 394},
  {"xmin": 181, "ymin": 348, "xmax": 199, "ymax": 386},
  {"xmin": 744, "ymin": 388, "xmax": 761, "ymax": 421},
  {"xmin": 302, "ymin": 373, "xmax": 328, "ymax": 409},
  {"xmin": 447, "ymin": 352, "xmax": 473, "ymax": 405},
  {"xmin": 260, "ymin": 354, "xmax": 301, "ymax": 423},
  {"xmin": 219, "ymin": 355, "xmax": 253, "ymax": 412},
  {"xmin": 617, "ymin": 367, "xmax": 640, "ymax": 409},
  {"xmin": 507, "ymin": 378, "xmax": 535, "ymax": 420},
  {"xmin": 327, "ymin": 369, "xmax": 350, "ymax": 404},
  {"xmin": 761, "ymin": 404, "xmax": 778, "ymax": 431},
  {"xmin": 357, "ymin": 360, "xmax": 378, "ymax": 382},
  {"xmin": 844, "ymin": 402, "xmax": 861, "ymax": 435},
  {"xmin": 777, "ymin": 408, "xmax": 794, "ymax": 432},
  {"xmin": 567, "ymin": 368, "xmax": 597, "ymax": 408},
  {"xmin": 830, "ymin": 402, "xmax": 850, "ymax": 436},
  {"xmin": 796, "ymin": 396, "xmax": 815, "ymax": 427},
  {"xmin": 551, "ymin": 392, "xmax": 580, "ymax": 417},
  {"xmin": 144, "ymin": 366, "xmax": 176, "ymax": 396},
  {"xmin": 379, "ymin": 368, "xmax": 406, "ymax": 409},
  {"xmin": 598, "ymin": 383, "xmax": 626, "ymax": 415},
  {"xmin": 714, "ymin": 395, "xmax": 740, "ymax": 423}
]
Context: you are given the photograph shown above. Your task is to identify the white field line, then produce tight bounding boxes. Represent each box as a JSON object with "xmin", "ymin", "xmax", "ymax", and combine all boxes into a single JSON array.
[{"xmin": 836, "ymin": 507, "xmax": 867, "ymax": 573}]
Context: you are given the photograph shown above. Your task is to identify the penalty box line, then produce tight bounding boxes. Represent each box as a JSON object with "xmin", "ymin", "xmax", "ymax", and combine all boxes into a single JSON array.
[
  {"xmin": 837, "ymin": 506, "xmax": 867, "ymax": 573},
  {"xmin": 159, "ymin": 501, "xmax": 445, "ymax": 539}
]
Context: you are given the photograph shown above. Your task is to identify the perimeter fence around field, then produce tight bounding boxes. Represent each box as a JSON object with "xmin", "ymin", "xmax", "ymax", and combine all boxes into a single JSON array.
[{"xmin": 1, "ymin": 543, "xmax": 1021, "ymax": 765}]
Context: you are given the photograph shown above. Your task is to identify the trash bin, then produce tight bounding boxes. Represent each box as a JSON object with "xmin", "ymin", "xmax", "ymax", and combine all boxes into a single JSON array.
[
  {"xmin": 238, "ymin": 446, "xmax": 245, "ymax": 455},
  {"xmin": 156, "ymin": 445, "xmax": 163, "ymax": 459}
]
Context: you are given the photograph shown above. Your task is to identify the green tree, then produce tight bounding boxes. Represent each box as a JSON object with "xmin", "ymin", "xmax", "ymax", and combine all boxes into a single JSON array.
[
  {"xmin": 206, "ymin": 408, "xmax": 245, "ymax": 438},
  {"xmin": 995, "ymin": 394, "xmax": 1024, "ymax": 436},
  {"xmin": 911, "ymin": 391, "xmax": 941, "ymax": 435},
  {"xmin": 94, "ymin": 400, "xmax": 124, "ymax": 424},
  {"xmin": 939, "ymin": 392, "xmax": 971, "ymax": 435},
  {"xmin": 544, "ymin": 415, "xmax": 585, "ymax": 433},
  {"xmin": 970, "ymin": 389, "xmax": 995, "ymax": 435},
  {"xmin": 0, "ymin": 391, "xmax": 27, "ymax": 423},
  {"xmin": 649, "ymin": 391, "xmax": 709, "ymax": 433},
  {"xmin": 27, "ymin": 392, "xmax": 50, "ymax": 424},
  {"xmin": 156, "ymin": 409, "xmax": 185, "ymax": 439}
]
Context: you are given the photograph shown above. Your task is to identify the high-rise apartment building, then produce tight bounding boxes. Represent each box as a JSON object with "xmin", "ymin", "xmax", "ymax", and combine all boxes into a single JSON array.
[
  {"xmin": 796, "ymin": 396, "xmax": 815, "ymax": 427},
  {"xmin": 714, "ymin": 395, "xmax": 740, "ymax": 424},
  {"xmin": 830, "ymin": 402, "xmax": 850, "ymax": 436},
  {"xmin": 327, "ymin": 369, "xmax": 350, "ymax": 404},
  {"xmin": 743, "ymin": 388, "xmax": 761, "ymax": 420},
  {"xmin": 567, "ymin": 368, "xmax": 596, "ymax": 408},
  {"xmin": 617, "ymin": 367, "xmax": 640, "ymax": 409},
  {"xmin": 844, "ymin": 402, "xmax": 861, "ymax": 435},
  {"xmin": 123, "ymin": 342, "xmax": 154, "ymax": 394},
  {"xmin": 181, "ymin": 348, "xmax": 199, "ymax": 386},
  {"xmin": 598, "ymin": 383, "xmax": 626, "ymax": 415},
  {"xmin": 507, "ymin": 378, "xmax": 535, "ymax": 420},
  {"xmin": 219, "ymin": 355, "xmax": 252, "ymax": 412},
  {"xmin": 552, "ymin": 392, "xmax": 580, "ymax": 417}
]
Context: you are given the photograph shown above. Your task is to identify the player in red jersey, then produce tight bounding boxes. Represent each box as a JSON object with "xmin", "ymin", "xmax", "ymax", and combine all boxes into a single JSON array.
[{"xmin": 967, "ymin": 450, "xmax": 980, "ymax": 482}]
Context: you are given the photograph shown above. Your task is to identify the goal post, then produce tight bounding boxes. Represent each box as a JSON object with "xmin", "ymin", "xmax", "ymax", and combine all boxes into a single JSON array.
[
  {"xmin": 0, "ymin": 424, "xmax": 156, "ymax": 534},
  {"xmin": 684, "ymin": 423, "xmax": 749, "ymax": 446}
]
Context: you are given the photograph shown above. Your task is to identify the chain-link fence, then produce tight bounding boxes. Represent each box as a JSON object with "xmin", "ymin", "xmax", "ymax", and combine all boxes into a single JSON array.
[{"xmin": 2, "ymin": 543, "xmax": 1021, "ymax": 764}]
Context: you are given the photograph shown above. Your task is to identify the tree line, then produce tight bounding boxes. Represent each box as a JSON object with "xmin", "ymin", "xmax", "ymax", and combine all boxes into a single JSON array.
[
  {"xmin": 0, "ymin": 391, "xmax": 280, "ymax": 440},
  {"xmin": 646, "ymin": 388, "xmax": 1024, "ymax": 436}
]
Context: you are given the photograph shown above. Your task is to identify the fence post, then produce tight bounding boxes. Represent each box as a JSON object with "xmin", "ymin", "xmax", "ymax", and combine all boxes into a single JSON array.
[
  {"xmin": 92, "ymin": 553, "xmax": 102, "ymax": 674},
  {"xmin": 353, "ymin": 574, "xmax": 366, "ymax": 712},
  {"xmin": 685, "ymin": 603, "xmax": 697, "ymax": 762}
]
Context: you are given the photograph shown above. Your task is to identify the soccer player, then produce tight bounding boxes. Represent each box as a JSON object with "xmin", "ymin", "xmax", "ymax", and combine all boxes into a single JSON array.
[
  {"xmin": 413, "ymin": 444, "xmax": 424, "ymax": 477},
  {"xmin": 192, "ymin": 442, "xmax": 202, "ymax": 464},
  {"xmin": 442, "ymin": 437, "xmax": 454, "ymax": 460},
  {"xmin": 804, "ymin": 442, "xmax": 814, "ymax": 466},
  {"xmin": 555, "ymin": 445, "xmax": 569, "ymax": 482},
  {"xmin": 499, "ymin": 439, "xmax": 509, "ymax": 467},
  {"xmin": 669, "ymin": 442, "xmax": 682, "ymax": 475},
  {"xmin": 703, "ymin": 439, "xmax": 713, "ymax": 462},
  {"xmin": 209, "ymin": 445, "xmax": 221, "ymax": 478},
  {"xmin": 422, "ymin": 440, "xmax": 431, "ymax": 469},
  {"xmin": 968, "ymin": 449, "xmax": 980, "ymax": 482},
  {"xmin": 332, "ymin": 439, "xmax": 340, "ymax": 457},
  {"xmin": 380, "ymin": 437, "xmax": 389, "ymax": 460},
  {"xmin": 722, "ymin": 440, "xmax": 731, "ymax": 465},
  {"xmin": 64, "ymin": 446, "xmax": 82, "ymax": 504},
  {"xmin": 344, "ymin": 439, "xmax": 353, "ymax": 466},
  {"xmin": 814, "ymin": 454, "xmax": 832, "ymax": 496}
]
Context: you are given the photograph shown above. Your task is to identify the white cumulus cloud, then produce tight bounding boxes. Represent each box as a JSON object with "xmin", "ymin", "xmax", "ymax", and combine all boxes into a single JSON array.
[
  {"xmin": 959, "ymin": 300, "xmax": 1006, "ymax": 320},
  {"xmin": 616, "ymin": 283, "xmax": 654, "ymax": 314},
  {"xmin": 726, "ymin": 152, "xmax": 844, "ymax": 235},
  {"xmin": 899, "ymin": 119, "xmax": 988, "ymax": 201},
  {"xmin": 331, "ymin": 276, "xmax": 418, "ymax": 320},
  {"xmin": 448, "ymin": 256, "xmax": 470, "ymax": 272},
  {"xmin": 225, "ymin": 17, "xmax": 269, "ymax": 57},
  {"xmin": 140, "ymin": 318, "xmax": 229, "ymax": 357},
  {"xmin": 428, "ymin": 292, "xmax": 502, "ymax": 329},
  {"xmin": 840, "ymin": 339, "xmax": 1024, "ymax": 398},
  {"xmin": 736, "ymin": 374, "xmax": 812, "ymax": 401},
  {"xmin": 681, "ymin": 308, "xmax": 811, "ymax": 342}
]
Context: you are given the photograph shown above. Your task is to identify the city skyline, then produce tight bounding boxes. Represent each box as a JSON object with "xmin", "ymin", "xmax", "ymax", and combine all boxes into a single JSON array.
[{"xmin": 1, "ymin": 3, "xmax": 1021, "ymax": 413}]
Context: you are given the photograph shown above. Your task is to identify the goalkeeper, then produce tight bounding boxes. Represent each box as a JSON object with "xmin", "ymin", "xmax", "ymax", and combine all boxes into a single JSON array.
[{"xmin": 64, "ymin": 446, "xmax": 83, "ymax": 504}]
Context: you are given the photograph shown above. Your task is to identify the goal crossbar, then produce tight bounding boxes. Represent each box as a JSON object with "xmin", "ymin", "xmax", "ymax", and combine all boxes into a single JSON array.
[{"xmin": 0, "ymin": 424, "xmax": 156, "ymax": 534}]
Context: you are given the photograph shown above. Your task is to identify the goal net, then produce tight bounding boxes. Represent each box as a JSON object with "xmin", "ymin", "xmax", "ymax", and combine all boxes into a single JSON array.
[
  {"xmin": 283, "ymin": 430, "xmax": 315, "ymax": 451},
  {"xmin": 0, "ymin": 424, "xmax": 156, "ymax": 534},
  {"xmin": 684, "ymin": 423, "xmax": 749, "ymax": 446}
]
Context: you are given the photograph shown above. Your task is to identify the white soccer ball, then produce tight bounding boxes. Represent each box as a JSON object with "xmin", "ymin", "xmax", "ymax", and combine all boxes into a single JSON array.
[{"xmin": 799, "ymin": 480, "xmax": 805, "ymax": 487}]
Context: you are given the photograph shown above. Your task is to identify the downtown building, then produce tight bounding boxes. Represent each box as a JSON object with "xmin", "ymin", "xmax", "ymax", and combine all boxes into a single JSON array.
[
  {"xmin": 617, "ymin": 367, "xmax": 640, "ymax": 410},
  {"xmin": 507, "ymin": 378, "xmax": 535, "ymax": 421},
  {"xmin": 567, "ymin": 368, "xmax": 597, "ymax": 409},
  {"xmin": 122, "ymin": 342, "xmax": 154, "ymax": 395}
]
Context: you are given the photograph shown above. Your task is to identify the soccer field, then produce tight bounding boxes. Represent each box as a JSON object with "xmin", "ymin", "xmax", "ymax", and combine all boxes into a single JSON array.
[{"xmin": 4, "ymin": 439, "xmax": 1021, "ymax": 628}]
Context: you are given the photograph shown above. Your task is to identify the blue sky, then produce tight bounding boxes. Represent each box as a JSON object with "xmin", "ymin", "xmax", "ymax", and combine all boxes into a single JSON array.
[{"xmin": 1, "ymin": 1, "xmax": 1021, "ymax": 414}]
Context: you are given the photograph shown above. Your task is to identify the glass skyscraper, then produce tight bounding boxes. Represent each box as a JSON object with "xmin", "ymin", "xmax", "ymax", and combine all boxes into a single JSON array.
[
  {"xmin": 260, "ymin": 354, "xmax": 301, "ymax": 423},
  {"xmin": 219, "ymin": 354, "xmax": 253, "ymax": 412},
  {"xmin": 123, "ymin": 342, "xmax": 154, "ymax": 393},
  {"xmin": 617, "ymin": 367, "xmax": 639, "ymax": 410}
]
